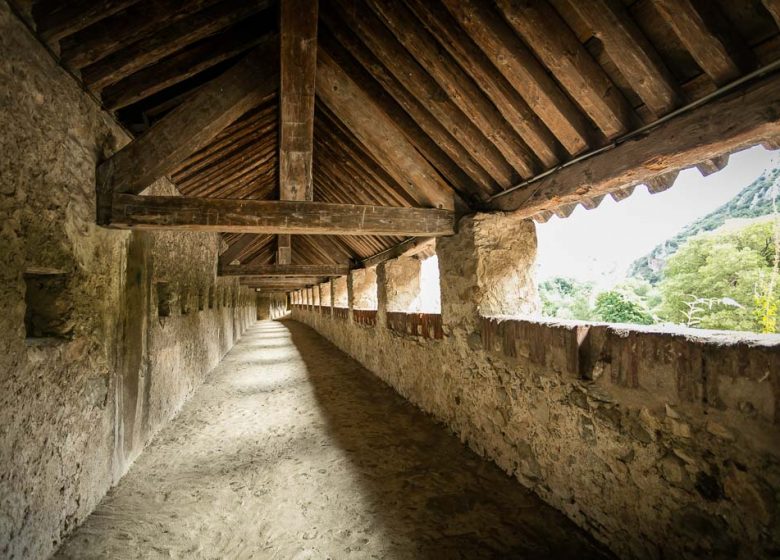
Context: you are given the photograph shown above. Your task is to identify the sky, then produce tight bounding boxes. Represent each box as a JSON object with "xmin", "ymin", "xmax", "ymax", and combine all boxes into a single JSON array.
[{"xmin": 535, "ymin": 145, "xmax": 778, "ymax": 290}]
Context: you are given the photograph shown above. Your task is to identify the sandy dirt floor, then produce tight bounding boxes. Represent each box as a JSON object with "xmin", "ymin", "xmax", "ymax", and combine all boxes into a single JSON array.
[{"xmin": 55, "ymin": 320, "xmax": 610, "ymax": 559}]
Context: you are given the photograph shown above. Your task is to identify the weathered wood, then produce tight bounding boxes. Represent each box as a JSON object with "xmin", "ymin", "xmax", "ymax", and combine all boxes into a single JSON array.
[
  {"xmin": 566, "ymin": 0, "xmax": 681, "ymax": 117},
  {"xmin": 280, "ymin": 0, "xmax": 318, "ymax": 203},
  {"xmin": 368, "ymin": 0, "xmax": 538, "ymax": 179},
  {"xmin": 109, "ymin": 195, "xmax": 456, "ymax": 236},
  {"xmin": 696, "ymin": 155, "xmax": 730, "ymax": 176},
  {"xmin": 441, "ymin": 0, "xmax": 591, "ymax": 156},
  {"xmin": 59, "ymin": 0, "xmax": 221, "ymax": 69},
  {"xmin": 609, "ymin": 185, "xmax": 636, "ymax": 202},
  {"xmin": 404, "ymin": 0, "xmax": 561, "ymax": 168},
  {"xmin": 645, "ymin": 171, "xmax": 679, "ymax": 193},
  {"xmin": 497, "ymin": 0, "xmax": 632, "ymax": 139},
  {"xmin": 316, "ymin": 50, "xmax": 457, "ymax": 210},
  {"xmin": 277, "ymin": 235, "xmax": 292, "ymax": 266},
  {"xmin": 319, "ymin": 29, "xmax": 488, "ymax": 199},
  {"xmin": 764, "ymin": 0, "xmax": 780, "ymax": 29},
  {"xmin": 491, "ymin": 73, "xmax": 780, "ymax": 216},
  {"xmin": 220, "ymin": 264, "xmax": 350, "ymax": 277},
  {"xmin": 654, "ymin": 0, "xmax": 747, "ymax": 86},
  {"xmin": 101, "ymin": 25, "xmax": 276, "ymax": 110},
  {"xmin": 326, "ymin": 0, "xmax": 516, "ymax": 188},
  {"xmin": 96, "ymin": 47, "xmax": 278, "ymax": 224},
  {"xmin": 219, "ymin": 234, "xmax": 265, "ymax": 266},
  {"xmin": 360, "ymin": 237, "xmax": 434, "ymax": 269},
  {"xmin": 81, "ymin": 0, "xmax": 269, "ymax": 91},
  {"xmin": 32, "ymin": 0, "xmax": 142, "ymax": 43},
  {"xmin": 240, "ymin": 277, "xmax": 322, "ymax": 285}
]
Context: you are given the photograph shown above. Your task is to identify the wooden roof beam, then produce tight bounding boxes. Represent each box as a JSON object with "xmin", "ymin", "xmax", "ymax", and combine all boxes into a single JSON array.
[
  {"xmin": 96, "ymin": 47, "xmax": 278, "ymax": 224},
  {"xmin": 325, "ymin": 0, "xmax": 514, "ymax": 190},
  {"xmin": 32, "ymin": 0, "xmax": 142, "ymax": 43},
  {"xmin": 107, "ymin": 195, "xmax": 456, "ymax": 236},
  {"xmin": 368, "ymin": 0, "xmax": 539, "ymax": 180},
  {"xmin": 278, "ymin": 0, "xmax": 319, "ymax": 265},
  {"xmin": 441, "ymin": 0, "xmax": 591, "ymax": 156},
  {"xmin": 565, "ymin": 0, "xmax": 682, "ymax": 118},
  {"xmin": 654, "ymin": 0, "xmax": 751, "ymax": 86},
  {"xmin": 316, "ymin": 49, "xmax": 460, "ymax": 211},
  {"xmin": 496, "ymin": 0, "xmax": 633, "ymax": 139},
  {"xmin": 489, "ymin": 72, "xmax": 780, "ymax": 217},
  {"xmin": 219, "ymin": 264, "xmax": 350, "ymax": 277}
]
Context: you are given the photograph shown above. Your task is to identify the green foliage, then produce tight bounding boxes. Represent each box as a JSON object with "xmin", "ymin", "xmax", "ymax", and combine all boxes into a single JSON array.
[
  {"xmin": 658, "ymin": 221, "xmax": 780, "ymax": 332},
  {"xmin": 594, "ymin": 291, "xmax": 654, "ymax": 325},
  {"xmin": 538, "ymin": 277, "xmax": 594, "ymax": 320},
  {"xmin": 630, "ymin": 169, "xmax": 780, "ymax": 284}
]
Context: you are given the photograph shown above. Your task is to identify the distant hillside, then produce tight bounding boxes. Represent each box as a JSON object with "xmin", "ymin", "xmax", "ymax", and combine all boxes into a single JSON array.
[{"xmin": 629, "ymin": 167, "xmax": 779, "ymax": 284}]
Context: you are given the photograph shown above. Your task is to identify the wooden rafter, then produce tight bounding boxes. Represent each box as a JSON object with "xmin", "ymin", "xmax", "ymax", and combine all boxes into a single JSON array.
[
  {"xmin": 108, "ymin": 195, "xmax": 456, "ymax": 236},
  {"xmin": 96, "ymin": 46, "xmax": 278, "ymax": 223},
  {"xmin": 316, "ymin": 49, "xmax": 459, "ymax": 211},
  {"xmin": 490, "ymin": 73, "xmax": 780, "ymax": 217}
]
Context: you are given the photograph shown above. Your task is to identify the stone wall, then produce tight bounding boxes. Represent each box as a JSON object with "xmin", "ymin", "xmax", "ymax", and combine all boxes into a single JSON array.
[
  {"xmin": 293, "ymin": 214, "xmax": 780, "ymax": 559},
  {"xmin": 0, "ymin": 5, "xmax": 255, "ymax": 558}
]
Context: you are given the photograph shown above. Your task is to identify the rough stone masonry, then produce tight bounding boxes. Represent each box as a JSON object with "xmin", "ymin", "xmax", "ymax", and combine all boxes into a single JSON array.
[{"xmin": 293, "ymin": 213, "xmax": 780, "ymax": 560}]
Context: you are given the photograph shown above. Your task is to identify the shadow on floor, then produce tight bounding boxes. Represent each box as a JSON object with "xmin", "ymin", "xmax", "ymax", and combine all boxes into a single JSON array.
[{"xmin": 282, "ymin": 319, "xmax": 612, "ymax": 560}]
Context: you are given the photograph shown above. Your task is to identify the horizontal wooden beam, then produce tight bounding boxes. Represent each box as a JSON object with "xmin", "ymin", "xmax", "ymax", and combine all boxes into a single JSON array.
[
  {"xmin": 96, "ymin": 46, "xmax": 278, "ymax": 223},
  {"xmin": 360, "ymin": 237, "xmax": 435, "ymax": 269},
  {"xmin": 108, "ymin": 195, "xmax": 456, "ymax": 236},
  {"xmin": 489, "ymin": 72, "xmax": 780, "ymax": 217},
  {"xmin": 240, "ymin": 277, "xmax": 323, "ymax": 286},
  {"xmin": 219, "ymin": 264, "xmax": 350, "ymax": 277}
]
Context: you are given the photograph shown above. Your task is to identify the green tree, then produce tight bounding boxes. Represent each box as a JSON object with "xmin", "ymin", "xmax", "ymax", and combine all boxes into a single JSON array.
[
  {"xmin": 538, "ymin": 277, "xmax": 594, "ymax": 320},
  {"xmin": 658, "ymin": 220, "xmax": 780, "ymax": 332},
  {"xmin": 594, "ymin": 291, "xmax": 654, "ymax": 324}
]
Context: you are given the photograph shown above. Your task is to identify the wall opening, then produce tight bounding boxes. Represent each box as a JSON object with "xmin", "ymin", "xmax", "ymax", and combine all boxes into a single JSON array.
[
  {"xmin": 208, "ymin": 286, "xmax": 215, "ymax": 309},
  {"xmin": 535, "ymin": 146, "xmax": 780, "ymax": 335},
  {"xmin": 24, "ymin": 270, "xmax": 72, "ymax": 340},
  {"xmin": 156, "ymin": 282, "xmax": 172, "ymax": 317},
  {"xmin": 418, "ymin": 255, "xmax": 441, "ymax": 314},
  {"xmin": 180, "ymin": 285, "xmax": 190, "ymax": 315}
]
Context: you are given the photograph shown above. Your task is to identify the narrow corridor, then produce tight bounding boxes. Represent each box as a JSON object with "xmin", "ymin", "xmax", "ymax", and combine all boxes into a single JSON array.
[{"xmin": 55, "ymin": 320, "xmax": 608, "ymax": 559}]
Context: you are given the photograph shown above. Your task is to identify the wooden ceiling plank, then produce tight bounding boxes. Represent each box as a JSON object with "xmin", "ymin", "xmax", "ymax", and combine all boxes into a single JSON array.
[
  {"xmin": 102, "ymin": 25, "xmax": 277, "ymax": 110},
  {"xmin": 96, "ymin": 47, "xmax": 278, "ymax": 223},
  {"xmin": 490, "ymin": 72, "xmax": 780, "ymax": 217},
  {"xmin": 316, "ymin": 50, "xmax": 458, "ymax": 211},
  {"xmin": 315, "ymin": 104, "xmax": 419, "ymax": 206},
  {"xmin": 32, "ymin": 0, "xmax": 143, "ymax": 43},
  {"xmin": 59, "ymin": 0, "xmax": 222, "ymax": 70},
  {"xmin": 219, "ymin": 233, "xmax": 263, "ymax": 266},
  {"xmin": 319, "ymin": 29, "xmax": 488, "ymax": 199},
  {"xmin": 441, "ymin": 0, "xmax": 591, "ymax": 156},
  {"xmin": 654, "ymin": 0, "xmax": 749, "ymax": 86},
  {"xmin": 109, "ymin": 195, "xmax": 457, "ymax": 236},
  {"xmin": 173, "ymin": 116, "xmax": 277, "ymax": 183},
  {"xmin": 368, "ymin": 0, "xmax": 539, "ymax": 179},
  {"xmin": 496, "ymin": 0, "xmax": 633, "ymax": 139},
  {"xmin": 404, "ymin": 0, "xmax": 562, "ymax": 168},
  {"xmin": 181, "ymin": 137, "xmax": 277, "ymax": 194},
  {"xmin": 325, "ymin": 0, "xmax": 515, "ymax": 189},
  {"xmin": 81, "ymin": 0, "xmax": 271, "ymax": 92},
  {"xmin": 565, "ymin": 0, "xmax": 682, "ymax": 118},
  {"xmin": 764, "ymin": 0, "xmax": 780, "ymax": 29}
]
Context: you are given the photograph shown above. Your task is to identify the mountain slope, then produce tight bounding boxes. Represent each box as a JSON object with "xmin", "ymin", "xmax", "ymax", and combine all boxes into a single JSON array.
[{"xmin": 629, "ymin": 167, "xmax": 779, "ymax": 284}]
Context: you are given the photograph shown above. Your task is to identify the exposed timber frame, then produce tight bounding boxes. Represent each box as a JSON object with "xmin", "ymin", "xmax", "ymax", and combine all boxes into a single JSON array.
[
  {"xmin": 107, "ymin": 195, "xmax": 456, "ymax": 236},
  {"xmin": 219, "ymin": 264, "xmax": 350, "ymax": 277},
  {"xmin": 488, "ymin": 71, "xmax": 780, "ymax": 218},
  {"xmin": 277, "ymin": 0, "xmax": 319, "ymax": 264}
]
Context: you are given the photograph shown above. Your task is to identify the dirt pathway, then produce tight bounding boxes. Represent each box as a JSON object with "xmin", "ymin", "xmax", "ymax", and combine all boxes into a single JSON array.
[{"xmin": 55, "ymin": 320, "xmax": 609, "ymax": 559}]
